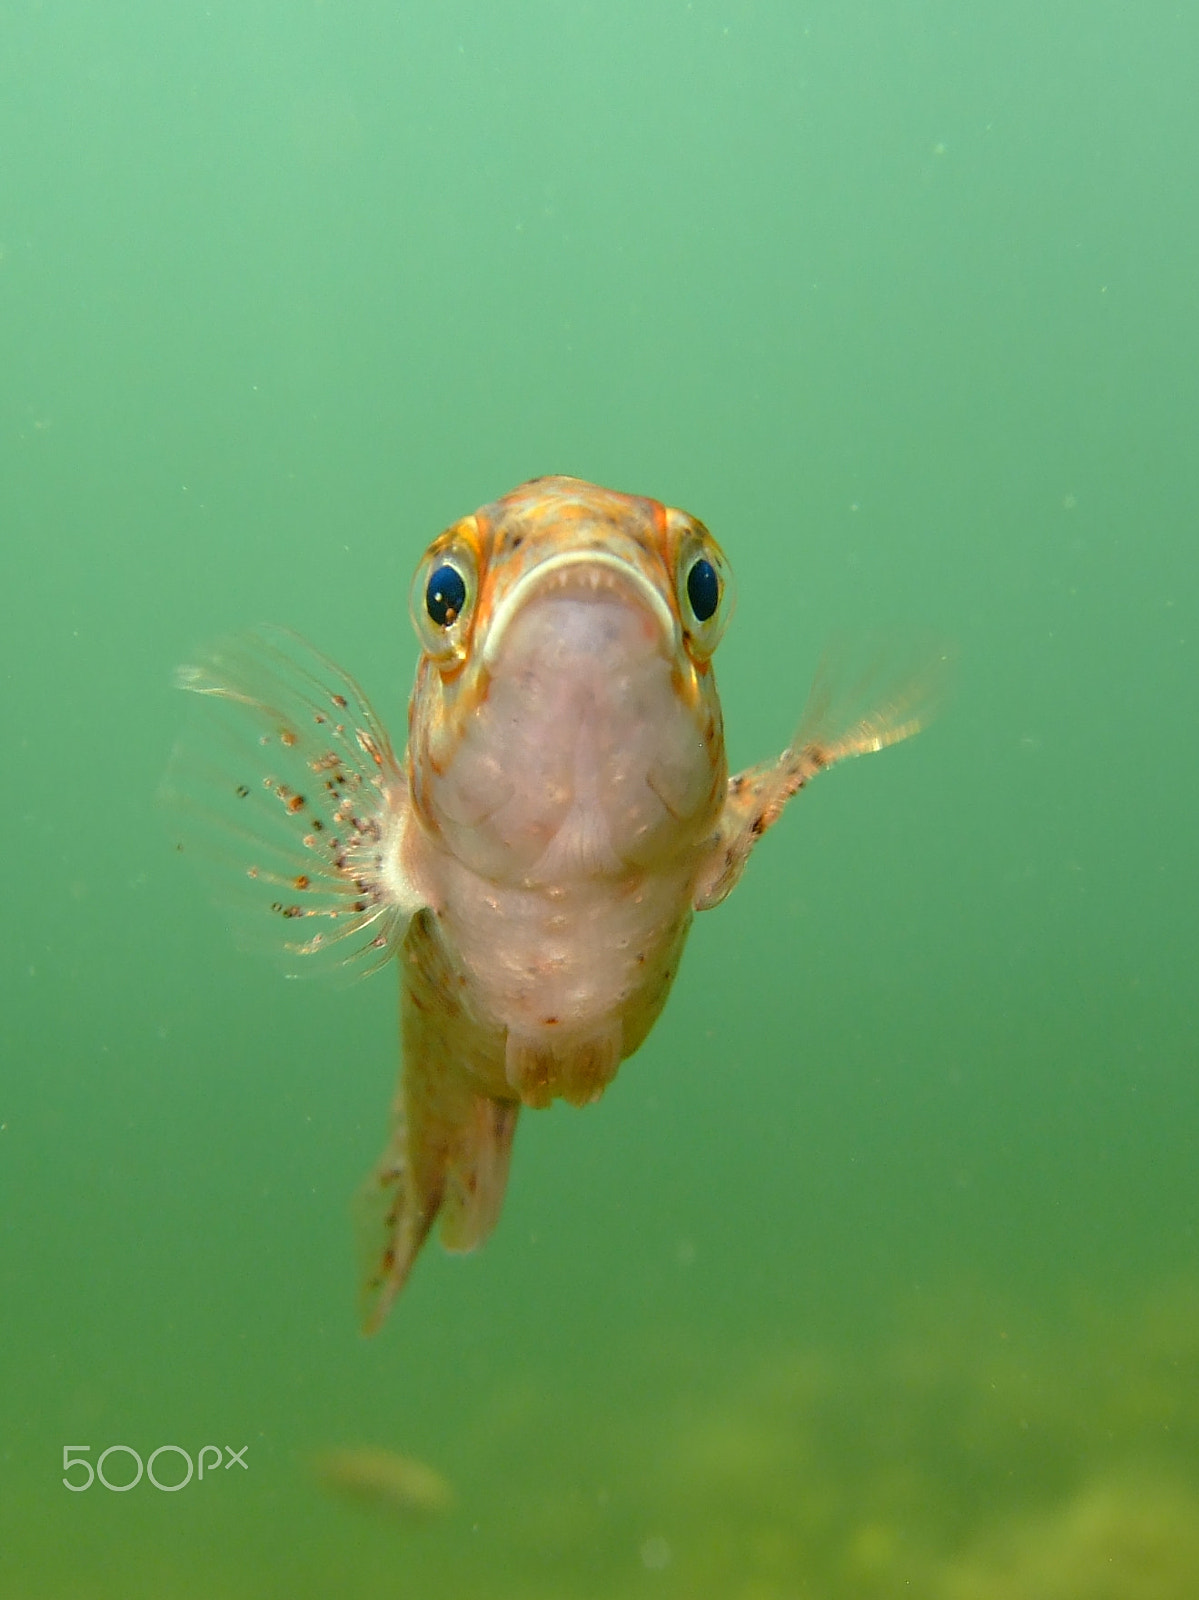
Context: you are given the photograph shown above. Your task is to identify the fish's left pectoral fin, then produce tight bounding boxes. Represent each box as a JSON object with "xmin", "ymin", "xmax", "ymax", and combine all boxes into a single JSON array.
[
  {"xmin": 162, "ymin": 625, "xmax": 428, "ymax": 979},
  {"xmin": 694, "ymin": 636, "xmax": 953, "ymax": 911}
]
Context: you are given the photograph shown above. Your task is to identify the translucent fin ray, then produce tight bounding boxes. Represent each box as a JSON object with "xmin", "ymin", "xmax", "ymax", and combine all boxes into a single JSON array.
[
  {"xmin": 694, "ymin": 636, "xmax": 952, "ymax": 911},
  {"xmin": 162, "ymin": 625, "xmax": 423, "ymax": 979}
]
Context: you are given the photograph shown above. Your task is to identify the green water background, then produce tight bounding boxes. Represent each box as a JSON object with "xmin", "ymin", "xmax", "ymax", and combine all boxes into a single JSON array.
[{"xmin": 2, "ymin": 3, "xmax": 1196, "ymax": 1595}]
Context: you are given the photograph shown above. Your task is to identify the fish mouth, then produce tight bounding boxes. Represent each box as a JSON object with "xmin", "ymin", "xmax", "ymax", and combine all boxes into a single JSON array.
[{"xmin": 481, "ymin": 550, "xmax": 677, "ymax": 671}]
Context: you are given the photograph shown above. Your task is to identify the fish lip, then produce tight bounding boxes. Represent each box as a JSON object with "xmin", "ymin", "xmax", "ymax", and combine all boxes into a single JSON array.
[{"xmin": 481, "ymin": 550, "xmax": 677, "ymax": 670}]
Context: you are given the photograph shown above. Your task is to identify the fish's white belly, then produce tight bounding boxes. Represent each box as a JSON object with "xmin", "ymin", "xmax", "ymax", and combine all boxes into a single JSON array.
[
  {"xmin": 425, "ymin": 590, "xmax": 717, "ymax": 885},
  {"xmin": 434, "ymin": 851, "xmax": 693, "ymax": 1047}
]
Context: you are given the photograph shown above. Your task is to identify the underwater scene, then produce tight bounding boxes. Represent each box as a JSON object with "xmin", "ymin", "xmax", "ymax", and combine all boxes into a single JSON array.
[{"xmin": 2, "ymin": 2, "xmax": 1196, "ymax": 1596}]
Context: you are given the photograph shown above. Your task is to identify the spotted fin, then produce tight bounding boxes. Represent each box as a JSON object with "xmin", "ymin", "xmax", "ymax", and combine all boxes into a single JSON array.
[
  {"xmin": 694, "ymin": 637, "xmax": 952, "ymax": 911},
  {"xmin": 356, "ymin": 911, "xmax": 517, "ymax": 1334},
  {"xmin": 504, "ymin": 1019, "xmax": 623, "ymax": 1110},
  {"xmin": 162, "ymin": 625, "xmax": 426, "ymax": 977}
]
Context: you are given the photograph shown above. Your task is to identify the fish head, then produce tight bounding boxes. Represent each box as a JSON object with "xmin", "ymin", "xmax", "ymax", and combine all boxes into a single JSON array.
[{"xmin": 406, "ymin": 476, "xmax": 733, "ymax": 884}]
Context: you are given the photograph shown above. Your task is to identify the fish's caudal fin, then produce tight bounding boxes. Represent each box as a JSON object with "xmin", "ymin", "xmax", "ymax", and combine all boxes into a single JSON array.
[
  {"xmin": 356, "ymin": 912, "xmax": 517, "ymax": 1335},
  {"xmin": 438, "ymin": 1096, "xmax": 520, "ymax": 1252},
  {"xmin": 162, "ymin": 626, "xmax": 428, "ymax": 978},
  {"xmin": 355, "ymin": 1069, "xmax": 519, "ymax": 1337},
  {"xmin": 694, "ymin": 637, "xmax": 952, "ymax": 912}
]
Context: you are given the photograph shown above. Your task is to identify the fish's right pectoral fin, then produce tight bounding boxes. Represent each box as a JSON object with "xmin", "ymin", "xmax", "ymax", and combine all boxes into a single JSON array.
[{"xmin": 162, "ymin": 625, "xmax": 428, "ymax": 979}]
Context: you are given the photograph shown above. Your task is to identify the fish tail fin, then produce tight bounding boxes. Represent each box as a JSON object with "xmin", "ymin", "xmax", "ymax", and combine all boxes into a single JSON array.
[
  {"xmin": 356, "ymin": 911, "xmax": 515, "ymax": 1335},
  {"xmin": 354, "ymin": 1123, "xmax": 438, "ymax": 1337},
  {"xmin": 438, "ymin": 1096, "xmax": 519, "ymax": 1253},
  {"xmin": 355, "ymin": 1091, "xmax": 519, "ymax": 1335}
]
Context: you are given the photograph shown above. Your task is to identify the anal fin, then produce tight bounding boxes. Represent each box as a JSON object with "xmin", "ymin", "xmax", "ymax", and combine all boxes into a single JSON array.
[{"xmin": 505, "ymin": 1018, "xmax": 623, "ymax": 1110}]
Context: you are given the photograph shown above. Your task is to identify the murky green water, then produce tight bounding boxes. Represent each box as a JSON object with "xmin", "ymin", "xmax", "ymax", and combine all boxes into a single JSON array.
[{"xmin": 3, "ymin": 3, "xmax": 1197, "ymax": 1595}]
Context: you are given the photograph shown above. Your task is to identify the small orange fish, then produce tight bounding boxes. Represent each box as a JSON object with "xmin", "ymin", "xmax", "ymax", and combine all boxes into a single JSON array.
[
  {"xmin": 312, "ymin": 1446, "xmax": 454, "ymax": 1520},
  {"xmin": 168, "ymin": 477, "xmax": 944, "ymax": 1332}
]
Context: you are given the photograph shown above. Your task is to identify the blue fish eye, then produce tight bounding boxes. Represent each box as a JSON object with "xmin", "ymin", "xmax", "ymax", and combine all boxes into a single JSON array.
[
  {"xmin": 426, "ymin": 563, "xmax": 467, "ymax": 628},
  {"xmin": 686, "ymin": 557, "xmax": 720, "ymax": 623}
]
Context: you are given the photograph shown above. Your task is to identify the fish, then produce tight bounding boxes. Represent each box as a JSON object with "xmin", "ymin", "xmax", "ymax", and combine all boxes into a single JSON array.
[
  {"xmin": 166, "ymin": 476, "xmax": 946, "ymax": 1333},
  {"xmin": 312, "ymin": 1446, "xmax": 454, "ymax": 1520}
]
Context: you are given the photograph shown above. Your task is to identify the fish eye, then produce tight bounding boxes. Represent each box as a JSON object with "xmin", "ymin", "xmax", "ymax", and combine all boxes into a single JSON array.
[
  {"xmin": 425, "ymin": 563, "xmax": 467, "ymax": 628},
  {"xmin": 672, "ymin": 523, "xmax": 732, "ymax": 660},
  {"xmin": 409, "ymin": 536, "xmax": 478, "ymax": 664},
  {"xmin": 686, "ymin": 557, "xmax": 720, "ymax": 623}
]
